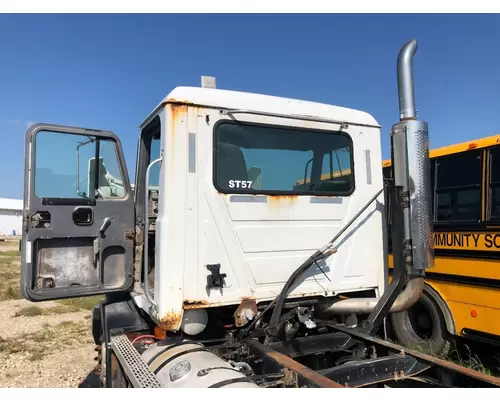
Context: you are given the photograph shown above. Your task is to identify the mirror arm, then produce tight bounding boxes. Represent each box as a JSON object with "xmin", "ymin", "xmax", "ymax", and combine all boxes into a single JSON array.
[{"xmin": 75, "ymin": 137, "xmax": 95, "ymax": 198}]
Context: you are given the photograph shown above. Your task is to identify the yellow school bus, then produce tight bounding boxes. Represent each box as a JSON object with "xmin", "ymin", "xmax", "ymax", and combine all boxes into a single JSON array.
[
  {"xmin": 293, "ymin": 137, "xmax": 500, "ymax": 356},
  {"xmin": 383, "ymin": 134, "xmax": 500, "ymax": 356}
]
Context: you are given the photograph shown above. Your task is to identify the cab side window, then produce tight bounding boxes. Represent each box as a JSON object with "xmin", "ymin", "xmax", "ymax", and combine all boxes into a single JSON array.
[{"xmin": 34, "ymin": 130, "xmax": 127, "ymax": 200}]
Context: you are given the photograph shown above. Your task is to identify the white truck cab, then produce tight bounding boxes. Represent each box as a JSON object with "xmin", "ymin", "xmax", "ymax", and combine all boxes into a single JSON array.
[{"xmin": 21, "ymin": 84, "xmax": 387, "ymax": 335}]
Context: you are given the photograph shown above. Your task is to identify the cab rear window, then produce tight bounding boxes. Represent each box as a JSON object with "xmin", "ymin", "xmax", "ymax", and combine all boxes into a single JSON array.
[{"xmin": 213, "ymin": 121, "xmax": 355, "ymax": 196}]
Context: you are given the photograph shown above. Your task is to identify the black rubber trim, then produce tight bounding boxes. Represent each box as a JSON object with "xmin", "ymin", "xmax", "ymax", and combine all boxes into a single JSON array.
[
  {"xmin": 147, "ymin": 340, "xmax": 203, "ymax": 366},
  {"xmin": 461, "ymin": 328, "xmax": 500, "ymax": 347},
  {"xmin": 41, "ymin": 197, "xmax": 96, "ymax": 206},
  {"xmin": 209, "ymin": 377, "xmax": 256, "ymax": 388},
  {"xmin": 197, "ymin": 367, "xmax": 240, "ymax": 376},
  {"xmin": 99, "ymin": 301, "xmax": 111, "ymax": 388},
  {"xmin": 153, "ymin": 347, "xmax": 212, "ymax": 375},
  {"xmin": 156, "ymin": 338, "xmax": 203, "ymax": 347},
  {"xmin": 207, "ymin": 374, "xmax": 283, "ymax": 388},
  {"xmin": 388, "ymin": 269, "xmax": 500, "ymax": 289}
]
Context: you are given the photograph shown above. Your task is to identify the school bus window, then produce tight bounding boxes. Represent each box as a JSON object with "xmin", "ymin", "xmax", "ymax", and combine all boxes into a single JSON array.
[
  {"xmin": 430, "ymin": 159, "xmax": 435, "ymax": 218},
  {"xmin": 434, "ymin": 150, "xmax": 482, "ymax": 222},
  {"xmin": 488, "ymin": 146, "xmax": 500, "ymax": 219}
]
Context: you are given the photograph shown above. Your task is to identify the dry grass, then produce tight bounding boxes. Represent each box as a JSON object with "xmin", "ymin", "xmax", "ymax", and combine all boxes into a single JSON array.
[
  {"xmin": 13, "ymin": 305, "xmax": 43, "ymax": 317},
  {"xmin": 0, "ymin": 250, "xmax": 22, "ymax": 301},
  {"xmin": 0, "ymin": 239, "xmax": 100, "ymax": 387},
  {"xmin": 14, "ymin": 304, "xmax": 82, "ymax": 317},
  {"xmin": 389, "ymin": 336, "xmax": 498, "ymax": 377},
  {"xmin": 0, "ymin": 320, "xmax": 91, "ymax": 362},
  {"xmin": 13, "ymin": 302, "xmax": 100, "ymax": 318},
  {"xmin": 0, "ymin": 250, "xmax": 21, "ymax": 257},
  {"xmin": 448, "ymin": 345, "xmax": 492, "ymax": 376},
  {"xmin": 57, "ymin": 296, "xmax": 103, "ymax": 311},
  {"xmin": 448, "ymin": 343, "xmax": 500, "ymax": 377}
]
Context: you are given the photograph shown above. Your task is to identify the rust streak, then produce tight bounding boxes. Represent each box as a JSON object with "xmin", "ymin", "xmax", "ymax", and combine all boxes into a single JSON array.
[
  {"xmin": 165, "ymin": 103, "xmax": 189, "ymax": 207},
  {"xmin": 166, "ymin": 98, "xmax": 194, "ymax": 106},
  {"xmin": 154, "ymin": 326, "xmax": 167, "ymax": 339},
  {"xmin": 158, "ymin": 310, "xmax": 183, "ymax": 331},
  {"xmin": 168, "ymin": 103, "xmax": 188, "ymax": 138},
  {"xmin": 267, "ymin": 195, "xmax": 299, "ymax": 214},
  {"xmin": 183, "ymin": 299, "xmax": 209, "ymax": 309},
  {"xmin": 267, "ymin": 195, "xmax": 299, "ymax": 204},
  {"xmin": 244, "ymin": 338, "xmax": 345, "ymax": 388}
]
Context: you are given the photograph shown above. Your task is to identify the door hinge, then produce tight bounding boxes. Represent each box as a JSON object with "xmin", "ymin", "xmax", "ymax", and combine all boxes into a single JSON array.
[{"xmin": 23, "ymin": 209, "xmax": 29, "ymax": 233}]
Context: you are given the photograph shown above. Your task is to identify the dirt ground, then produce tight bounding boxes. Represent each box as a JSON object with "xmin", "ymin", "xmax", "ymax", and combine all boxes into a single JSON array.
[{"xmin": 0, "ymin": 239, "xmax": 101, "ymax": 388}]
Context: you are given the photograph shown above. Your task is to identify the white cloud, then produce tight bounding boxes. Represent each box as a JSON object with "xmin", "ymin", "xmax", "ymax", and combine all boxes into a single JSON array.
[{"xmin": 7, "ymin": 118, "xmax": 20, "ymax": 125}]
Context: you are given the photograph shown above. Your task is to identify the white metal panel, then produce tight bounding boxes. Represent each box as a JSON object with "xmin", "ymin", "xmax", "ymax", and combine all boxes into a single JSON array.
[
  {"xmin": 154, "ymin": 104, "xmax": 190, "ymax": 330},
  {"xmin": 0, "ymin": 209, "xmax": 22, "ymax": 235},
  {"xmin": 184, "ymin": 107, "xmax": 384, "ymax": 306},
  {"xmin": 0, "ymin": 198, "xmax": 23, "ymax": 236},
  {"xmin": 0, "ymin": 198, "xmax": 23, "ymax": 211},
  {"xmin": 147, "ymin": 89, "xmax": 387, "ymax": 328},
  {"xmin": 140, "ymin": 86, "xmax": 380, "ymax": 131}
]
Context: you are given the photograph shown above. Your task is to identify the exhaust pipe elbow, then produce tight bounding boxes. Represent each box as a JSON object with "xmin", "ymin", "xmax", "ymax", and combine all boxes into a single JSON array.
[
  {"xmin": 317, "ymin": 277, "xmax": 425, "ymax": 315},
  {"xmin": 387, "ymin": 277, "xmax": 424, "ymax": 312},
  {"xmin": 397, "ymin": 39, "xmax": 418, "ymax": 121}
]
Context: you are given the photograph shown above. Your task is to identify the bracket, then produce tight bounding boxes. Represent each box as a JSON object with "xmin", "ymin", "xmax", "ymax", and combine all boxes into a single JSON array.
[{"xmin": 206, "ymin": 264, "xmax": 226, "ymax": 290}]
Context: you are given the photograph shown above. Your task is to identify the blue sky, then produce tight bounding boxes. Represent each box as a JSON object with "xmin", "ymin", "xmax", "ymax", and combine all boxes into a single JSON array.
[{"xmin": 1, "ymin": 13, "xmax": 500, "ymax": 199}]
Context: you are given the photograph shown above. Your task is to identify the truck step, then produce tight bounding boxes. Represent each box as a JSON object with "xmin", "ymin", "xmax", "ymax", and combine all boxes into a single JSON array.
[{"xmin": 110, "ymin": 334, "xmax": 163, "ymax": 388}]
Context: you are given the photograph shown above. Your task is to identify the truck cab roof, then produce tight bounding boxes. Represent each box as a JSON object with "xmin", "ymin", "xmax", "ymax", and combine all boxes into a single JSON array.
[{"xmin": 140, "ymin": 86, "xmax": 380, "ymax": 129}]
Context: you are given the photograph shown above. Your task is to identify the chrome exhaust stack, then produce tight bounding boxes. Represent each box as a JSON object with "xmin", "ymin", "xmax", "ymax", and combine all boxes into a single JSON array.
[
  {"xmin": 392, "ymin": 39, "xmax": 434, "ymax": 274},
  {"xmin": 318, "ymin": 39, "xmax": 434, "ymax": 317}
]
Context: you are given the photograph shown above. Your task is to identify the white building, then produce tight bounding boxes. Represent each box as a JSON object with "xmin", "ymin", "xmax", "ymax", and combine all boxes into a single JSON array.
[{"xmin": 0, "ymin": 198, "xmax": 23, "ymax": 236}]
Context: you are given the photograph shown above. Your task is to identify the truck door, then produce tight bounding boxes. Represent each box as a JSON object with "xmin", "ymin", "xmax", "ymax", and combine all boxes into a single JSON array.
[{"xmin": 20, "ymin": 124, "xmax": 135, "ymax": 301}]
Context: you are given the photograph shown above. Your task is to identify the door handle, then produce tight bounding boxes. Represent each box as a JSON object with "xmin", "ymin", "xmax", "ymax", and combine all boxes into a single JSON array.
[
  {"xmin": 93, "ymin": 217, "xmax": 112, "ymax": 268},
  {"xmin": 99, "ymin": 217, "xmax": 112, "ymax": 237}
]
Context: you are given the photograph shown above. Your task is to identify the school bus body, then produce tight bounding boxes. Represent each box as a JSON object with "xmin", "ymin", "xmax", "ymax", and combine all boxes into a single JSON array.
[
  {"xmin": 384, "ymin": 134, "xmax": 500, "ymax": 347},
  {"xmin": 387, "ymin": 254, "xmax": 500, "ymax": 338}
]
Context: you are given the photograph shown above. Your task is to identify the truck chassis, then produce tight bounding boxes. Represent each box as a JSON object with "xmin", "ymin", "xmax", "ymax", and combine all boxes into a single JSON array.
[
  {"xmin": 95, "ymin": 305, "xmax": 500, "ymax": 388},
  {"xmin": 92, "ymin": 181, "xmax": 500, "ymax": 388}
]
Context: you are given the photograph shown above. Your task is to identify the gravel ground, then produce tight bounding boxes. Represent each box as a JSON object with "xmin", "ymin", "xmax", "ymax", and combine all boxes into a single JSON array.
[{"xmin": 0, "ymin": 240, "xmax": 101, "ymax": 388}]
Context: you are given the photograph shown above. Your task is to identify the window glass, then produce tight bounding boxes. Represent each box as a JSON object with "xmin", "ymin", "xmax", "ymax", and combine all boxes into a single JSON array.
[
  {"xmin": 34, "ymin": 130, "xmax": 127, "ymax": 199},
  {"xmin": 214, "ymin": 122, "xmax": 354, "ymax": 195},
  {"xmin": 430, "ymin": 159, "xmax": 435, "ymax": 219},
  {"xmin": 434, "ymin": 150, "xmax": 482, "ymax": 222},
  {"xmin": 148, "ymin": 134, "xmax": 161, "ymax": 188},
  {"xmin": 488, "ymin": 146, "xmax": 500, "ymax": 219}
]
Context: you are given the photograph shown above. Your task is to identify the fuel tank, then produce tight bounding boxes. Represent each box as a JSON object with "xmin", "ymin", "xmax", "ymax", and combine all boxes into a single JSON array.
[{"xmin": 140, "ymin": 340, "xmax": 260, "ymax": 388}]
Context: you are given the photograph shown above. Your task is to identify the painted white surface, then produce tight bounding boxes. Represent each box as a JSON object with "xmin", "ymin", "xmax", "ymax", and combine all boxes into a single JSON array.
[
  {"xmin": 0, "ymin": 198, "xmax": 23, "ymax": 236},
  {"xmin": 138, "ymin": 87, "xmax": 387, "ymax": 329},
  {"xmin": 140, "ymin": 86, "xmax": 380, "ymax": 129}
]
